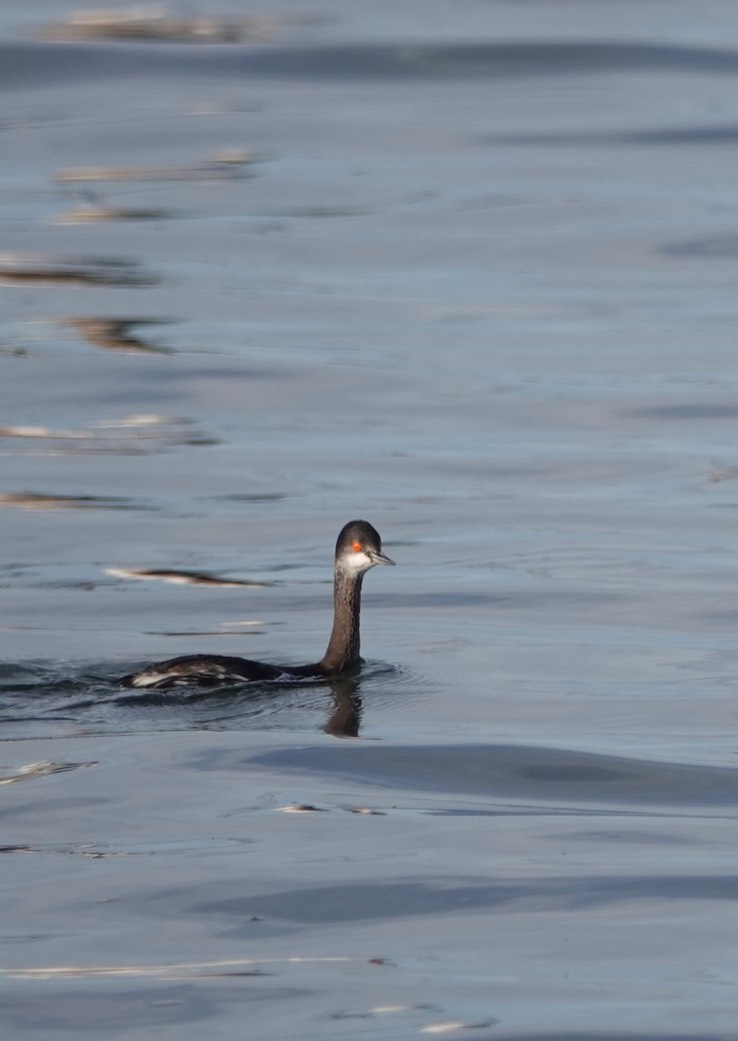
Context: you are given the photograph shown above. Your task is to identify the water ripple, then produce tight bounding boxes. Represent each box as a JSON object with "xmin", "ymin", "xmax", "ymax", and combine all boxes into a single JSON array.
[
  {"xmin": 0, "ymin": 660, "xmax": 417, "ymax": 739},
  {"xmin": 3, "ymin": 40, "xmax": 738, "ymax": 88}
]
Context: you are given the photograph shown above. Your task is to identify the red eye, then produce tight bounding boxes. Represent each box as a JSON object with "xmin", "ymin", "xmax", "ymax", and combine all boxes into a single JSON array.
[{"xmin": 352, "ymin": 541, "xmax": 363, "ymax": 553}]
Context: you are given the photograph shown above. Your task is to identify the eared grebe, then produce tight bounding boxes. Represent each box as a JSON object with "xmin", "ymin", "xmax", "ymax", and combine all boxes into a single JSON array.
[{"xmin": 119, "ymin": 519, "xmax": 395, "ymax": 689}]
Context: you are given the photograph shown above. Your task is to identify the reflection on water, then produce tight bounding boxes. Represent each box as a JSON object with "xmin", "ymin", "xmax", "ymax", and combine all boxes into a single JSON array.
[
  {"xmin": 104, "ymin": 566, "xmax": 266, "ymax": 587},
  {"xmin": 323, "ymin": 677, "xmax": 362, "ymax": 737},
  {"xmin": 0, "ymin": 255, "xmax": 158, "ymax": 287},
  {"xmin": 0, "ymin": 492, "xmax": 140, "ymax": 509},
  {"xmin": 63, "ymin": 317, "xmax": 174, "ymax": 354},
  {"xmin": 0, "ymin": 413, "xmax": 213, "ymax": 455},
  {"xmin": 41, "ymin": 10, "xmax": 285, "ymax": 45},
  {"xmin": 55, "ymin": 153, "xmax": 260, "ymax": 183},
  {"xmin": 0, "ymin": 758, "xmax": 96, "ymax": 785},
  {"xmin": 0, "ymin": 661, "xmax": 401, "ymax": 738},
  {"xmin": 54, "ymin": 201, "xmax": 175, "ymax": 224}
]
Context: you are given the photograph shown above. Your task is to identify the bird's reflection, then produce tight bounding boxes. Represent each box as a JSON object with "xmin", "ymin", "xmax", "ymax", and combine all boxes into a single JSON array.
[{"xmin": 323, "ymin": 676, "xmax": 362, "ymax": 737}]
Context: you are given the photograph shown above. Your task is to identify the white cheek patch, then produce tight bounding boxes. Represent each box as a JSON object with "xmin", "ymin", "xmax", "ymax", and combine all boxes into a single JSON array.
[{"xmin": 345, "ymin": 550, "xmax": 373, "ymax": 573}]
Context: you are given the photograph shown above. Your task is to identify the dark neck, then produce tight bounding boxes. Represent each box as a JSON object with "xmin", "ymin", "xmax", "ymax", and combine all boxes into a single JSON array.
[{"xmin": 318, "ymin": 565, "xmax": 364, "ymax": 674}]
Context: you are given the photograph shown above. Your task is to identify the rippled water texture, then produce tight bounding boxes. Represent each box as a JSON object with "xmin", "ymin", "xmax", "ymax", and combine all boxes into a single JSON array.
[{"xmin": 2, "ymin": 1, "xmax": 738, "ymax": 1038}]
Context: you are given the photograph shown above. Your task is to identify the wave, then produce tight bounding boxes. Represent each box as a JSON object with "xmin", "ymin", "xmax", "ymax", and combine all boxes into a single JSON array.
[{"xmin": 3, "ymin": 39, "xmax": 738, "ymax": 90}]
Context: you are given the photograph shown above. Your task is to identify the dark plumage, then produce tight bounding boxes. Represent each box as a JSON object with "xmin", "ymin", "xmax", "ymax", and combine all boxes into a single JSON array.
[{"xmin": 118, "ymin": 520, "xmax": 394, "ymax": 689}]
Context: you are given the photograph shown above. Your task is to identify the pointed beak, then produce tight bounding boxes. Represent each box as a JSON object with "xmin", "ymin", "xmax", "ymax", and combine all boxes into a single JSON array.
[{"xmin": 370, "ymin": 548, "xmax": 395, "ymax": 566}]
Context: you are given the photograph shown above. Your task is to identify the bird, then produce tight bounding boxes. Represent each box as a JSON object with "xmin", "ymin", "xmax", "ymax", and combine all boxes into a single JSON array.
[{"xmin": 118, "ymin": 519, "xmax": 395, "ymax": 689}]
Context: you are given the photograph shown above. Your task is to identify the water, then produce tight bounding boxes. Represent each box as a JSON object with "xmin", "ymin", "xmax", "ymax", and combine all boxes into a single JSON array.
[{"xmin": 2, "ymin": 1, "xmax": 738, "ymax": 1037}]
